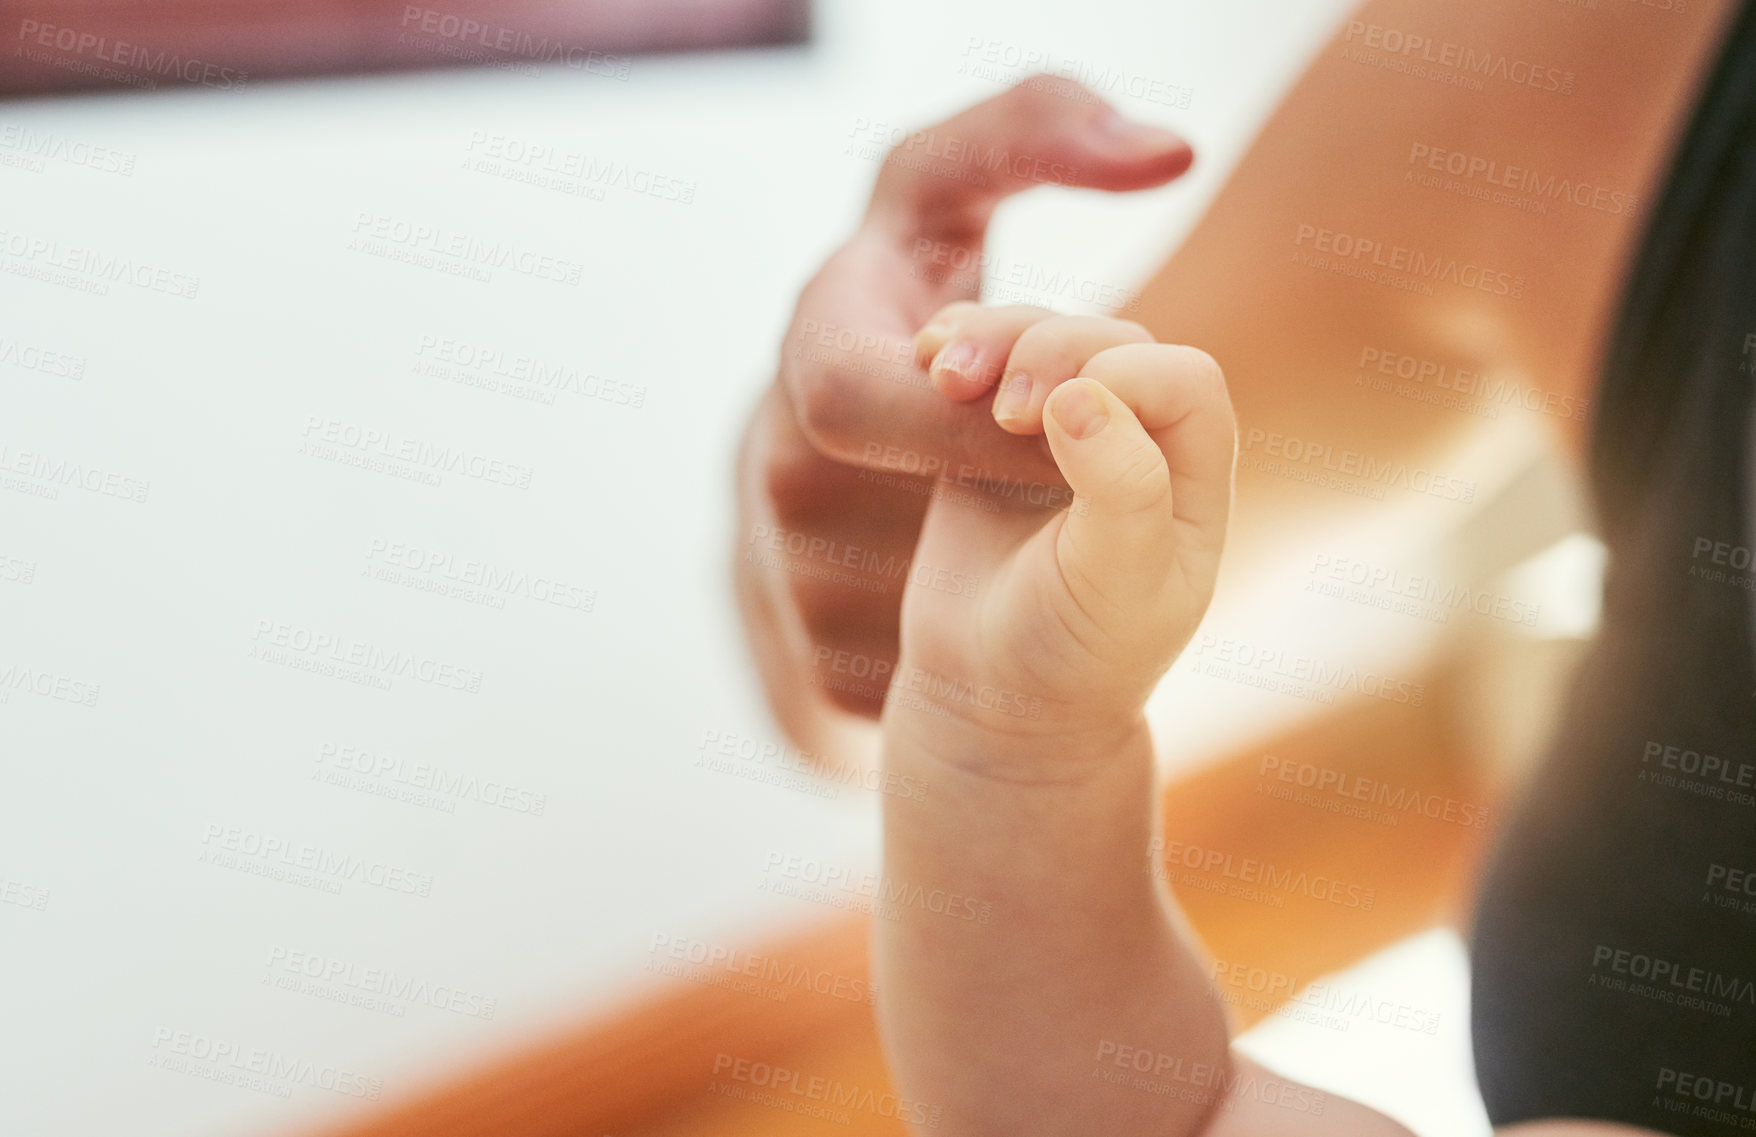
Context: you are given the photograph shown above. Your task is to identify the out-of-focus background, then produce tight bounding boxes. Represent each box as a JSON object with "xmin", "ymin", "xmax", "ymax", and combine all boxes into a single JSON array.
[{"xmin": 0, "ymin": 2, "xmax": 1601, "ymax": 1135}]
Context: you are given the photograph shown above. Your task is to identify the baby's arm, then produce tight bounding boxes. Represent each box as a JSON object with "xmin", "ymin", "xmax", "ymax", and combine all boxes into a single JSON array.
[
  {"xmin": 879, "ymin": 696, "xmax": 1234, "ymax": 1134},
  {"xmin": 872, "ymin": 306, "xmax": 1415, "ymax": 1136}
]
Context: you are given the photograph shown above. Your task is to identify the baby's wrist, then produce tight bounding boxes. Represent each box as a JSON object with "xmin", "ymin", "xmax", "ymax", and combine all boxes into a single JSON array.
[{"xmin": 882, "ymin": 692, "xmax": 1155, "ymax": 789}]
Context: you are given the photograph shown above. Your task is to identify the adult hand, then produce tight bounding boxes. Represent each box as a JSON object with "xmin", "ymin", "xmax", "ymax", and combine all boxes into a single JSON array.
[{"xmin": 735, "ymin": 76, "xmax": 1195, "ymax": 752}]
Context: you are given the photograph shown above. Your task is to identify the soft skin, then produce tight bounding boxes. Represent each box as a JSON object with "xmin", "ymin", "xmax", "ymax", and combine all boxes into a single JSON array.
[
  {"xmin": 875, "ymin": 306, "xmax": 1671, "ymax": 1137},
  {"xmin": 737, "ymin": 1, "xmax": 1741, "ymax": 1131}
]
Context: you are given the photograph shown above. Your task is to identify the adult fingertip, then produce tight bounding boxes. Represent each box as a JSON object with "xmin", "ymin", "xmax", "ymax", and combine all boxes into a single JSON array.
[
  {"xmin": 1088, "ymin": 105, "xmax": 1195, "ymax": 180},
  {"xmin": 1096, "ymin": 104, "xmax": 1189, "ymax": 150},
  {"xmin": 991, "ymin": 371, "xmax": 1035, "ymax": 430}
]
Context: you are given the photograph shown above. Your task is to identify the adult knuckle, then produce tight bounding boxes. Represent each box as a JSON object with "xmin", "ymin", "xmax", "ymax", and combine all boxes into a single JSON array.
[
  {"xmin": 793, "ymin": 366, "xmax": 862, "ymax": 457},
  {"xmin": 1002, "ymin": 74, "xmax": 1090, "ymax": 116}
]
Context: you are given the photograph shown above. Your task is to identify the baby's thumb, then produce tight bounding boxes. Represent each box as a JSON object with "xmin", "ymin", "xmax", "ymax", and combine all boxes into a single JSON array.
[{"xmin": 1041, "ymin": 378, "xmax": 1176, "ymax": 610}]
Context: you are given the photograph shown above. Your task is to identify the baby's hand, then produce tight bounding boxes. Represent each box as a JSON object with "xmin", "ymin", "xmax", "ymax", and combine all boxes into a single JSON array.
[{"xmin": 889, "ymin": 304, "xmax": 1237, "ymax": 757}]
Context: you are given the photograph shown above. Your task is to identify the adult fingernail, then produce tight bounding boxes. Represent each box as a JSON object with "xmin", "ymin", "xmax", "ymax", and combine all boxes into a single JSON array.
[
  {"xmin": 1094, "ymin": 105, "xmax": 1187, "ymax": 153},
  {"xmin": 1050, "ymin": 379, "xmax": 1110, "ymax": 440},
  {"xmin": 933, "ymin": 341, "xmax": 982, "ymax": 382},
  {"xmin": 992, "ymin": 372, "xmax": 1033, "ymax": 425},
  {"xmin": 920, "ymin": 326, "xmax": 948, "ymax": 367}
]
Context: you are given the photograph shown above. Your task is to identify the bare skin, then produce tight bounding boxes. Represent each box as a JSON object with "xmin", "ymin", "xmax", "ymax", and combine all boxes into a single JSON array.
[
  {"xmin": 738, "ymin": 0, "xmax": 1735, "ymax": 774},
  {"xmin": 735, "ymin": 1, "xmax": 1741, "ymax": 1133},
  {"xmin": 881, "ymin": 301, "xmax": 1673, "ymax": 1137}
]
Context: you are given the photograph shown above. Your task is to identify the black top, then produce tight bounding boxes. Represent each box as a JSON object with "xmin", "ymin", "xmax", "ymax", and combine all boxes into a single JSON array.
[{"xmin": 1469, "ymin": 3, "xmax": 1756, "ymax": 1133}]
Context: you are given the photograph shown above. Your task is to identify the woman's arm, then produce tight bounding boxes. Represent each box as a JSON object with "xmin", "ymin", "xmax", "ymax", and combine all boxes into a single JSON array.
[{"xmin": 1135, "ymin": 0, "xmax": 1736, "ymax": 549}]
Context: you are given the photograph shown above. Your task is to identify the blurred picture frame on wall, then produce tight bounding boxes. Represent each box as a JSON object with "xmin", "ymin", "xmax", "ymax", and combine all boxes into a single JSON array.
[{"xmin": 0, "ymin": 0, "xmax": 812, "ymax": 96}]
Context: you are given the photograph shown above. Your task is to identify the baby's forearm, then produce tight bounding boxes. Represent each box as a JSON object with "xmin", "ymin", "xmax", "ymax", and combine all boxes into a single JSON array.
[{"xmin": 876, "ymin": 702, "xmax": 1231, "ymax": 1136}]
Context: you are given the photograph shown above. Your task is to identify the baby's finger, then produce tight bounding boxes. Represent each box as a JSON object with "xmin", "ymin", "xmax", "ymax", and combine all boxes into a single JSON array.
[
  {"xmin": 991, "ymin": 315, "xmax": 1153, "ymax": 434},
  {"xmin": 1042, "ymin": 379, "xmax": 1174, "ymax": 615},
  {"xmin": 914, "ymin": 304, "xmax": 1056, "ymax": 401},
  {"xmin": 1043, "ymin": 344, "xmax": 1235, "ymax": 608}
]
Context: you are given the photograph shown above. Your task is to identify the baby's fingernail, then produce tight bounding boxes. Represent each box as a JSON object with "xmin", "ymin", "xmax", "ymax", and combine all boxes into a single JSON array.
[
  {"xmin": 1050, "ymin": 379, "xmax": 1109, "ymax": 440},
  {"xmin": 932, "ymin": 341, "xmax": 982, "ymax": 382},
  {"xmin": 993, "ymin": 372, "xmax": 1032, "ymax": 425}
]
